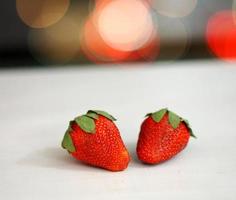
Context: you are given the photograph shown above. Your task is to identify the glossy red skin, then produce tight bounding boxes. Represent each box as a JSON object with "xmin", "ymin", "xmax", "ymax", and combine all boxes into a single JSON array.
[
  {"xmin": 137, "ymin": 114, "xmax": 190, "ymax": 164},
  {"xmin": 70, "ymin": 116, "xmax": 130, "ymax": 171}
]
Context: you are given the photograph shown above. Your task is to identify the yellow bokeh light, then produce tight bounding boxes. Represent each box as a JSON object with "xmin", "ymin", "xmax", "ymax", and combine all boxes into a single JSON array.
[
  {"xmin": 28, "ymin": 16, "xmax": 81, "ymax": 63},
  {"xmin": 16, "ymin": 0, "xmax": 70, "ymax": 28}
]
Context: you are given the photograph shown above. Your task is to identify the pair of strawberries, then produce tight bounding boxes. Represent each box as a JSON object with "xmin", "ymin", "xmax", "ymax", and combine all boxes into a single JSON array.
[{"xmin": 62, "ymin": 109, "xmax": 196, "ymax": 171}]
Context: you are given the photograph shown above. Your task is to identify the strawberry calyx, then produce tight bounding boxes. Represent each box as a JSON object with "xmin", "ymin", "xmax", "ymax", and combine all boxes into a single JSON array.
[
  {"xmin": 146, "ymin": 108, "xmax": 196, "ymax": 138},
  {"xmin": 87, "ymin": 110, "xmax": 116, "ymax": 121},
  {"xmin": 182, "ymin": 119, "xmax": 196, "ymax": 138},
  {"xmin": 75, "ymin": 115, "xmax": 96, "ymax": 133},
  {"xmin": 61, "ymin": 110, "xmax": 117, "ymax": 152},
  {"xmin": 86, "ymin": 112, "xmax": 99, "ymax": 120},
  {"xmin": 73, "ymin": 110, "xmax": 116, "ymax": 133},
  {"xmin": 61, "ymin": 121, "xmax": 76, "ymax": 153}
]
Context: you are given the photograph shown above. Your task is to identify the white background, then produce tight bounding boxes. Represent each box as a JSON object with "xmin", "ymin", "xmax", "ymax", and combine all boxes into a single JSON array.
[{"xmin": 0, "ymin": 61, "xmax": 236, "ymax": 200}]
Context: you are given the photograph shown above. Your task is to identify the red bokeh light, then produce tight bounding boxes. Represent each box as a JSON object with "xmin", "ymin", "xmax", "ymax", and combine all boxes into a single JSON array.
[{"xmin": 206, "ymin": 10, "xmax": 236, "ymax": 61}]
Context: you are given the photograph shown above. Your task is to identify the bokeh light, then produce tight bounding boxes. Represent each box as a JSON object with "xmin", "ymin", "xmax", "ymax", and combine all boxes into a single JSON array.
[
  {"xmin": 28, "ymin": 16, "xmax": 81, "ymax": 63},
  {"xmin": 156, "ymin": 17, "xmax": 189, "ymax": 60},
  {"xmin": 16, "ymin": 0, "xmax": 70, "ymax": 28},
  {"xmin": 81, "ymin": 0, "xmax": 159, "ymax": 63},
  {"xmin": 81, "ymin": 16, "xmax": 131, "ymax": 63},
  {"xmin": 152, "ymin": 0, "xmax": 198, "ymax": 18},
  {"xmin": 14, "ymin": 0, "xmax": 211, "ymax": 64},
  {"xmin": 206, "ymin": 10, "xmax": 236, "ymax": 61},
  {"xmin": 137, "ymin": 31, "xmax": 160, "ymax": 61},
  {"xmin": 233, "ymin": 0, "xmax": 236, "ymax": 22},
  {"xmin": 88, "ymin": 0, "xmax": 96, "ymax": 13},
  {"xmin": 96, "ymin": 0, "xmax": 154, "ymax": 51}
]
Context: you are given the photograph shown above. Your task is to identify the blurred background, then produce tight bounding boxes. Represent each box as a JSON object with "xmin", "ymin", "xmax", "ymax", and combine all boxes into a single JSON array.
[{"xmin": 0, "ymin": 0, "xmax": 236, "ymax": 67}]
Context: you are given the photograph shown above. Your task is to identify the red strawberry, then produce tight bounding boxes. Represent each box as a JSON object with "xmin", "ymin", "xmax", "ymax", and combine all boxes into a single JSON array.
[
  {"xmin": 136, "ymin": 108, "xmax": 196, "ymax": 164},
  {"xmin": 61, "ymin": 110, "xmax": 130, "ymax": 171}
]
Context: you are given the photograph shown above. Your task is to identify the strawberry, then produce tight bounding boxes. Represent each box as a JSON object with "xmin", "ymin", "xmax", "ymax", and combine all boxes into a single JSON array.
[
  {"xmin": 61, "ymin": 110, "xmax": 130, "ymax": 171},
  {"xmin": 136, "ymin": 108, "xmax": 196, "ymax": 164}
]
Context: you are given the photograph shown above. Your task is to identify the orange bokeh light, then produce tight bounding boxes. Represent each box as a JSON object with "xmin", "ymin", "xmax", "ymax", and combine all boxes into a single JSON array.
[
  {"xmin": 81, "ymin": 16, "xmax": 131, "ymax": 63},
  {"xmin": 96, "ymin": 0, "xmax": 154, "ymax": 51},
  {"xmin": 81, "ymin": 0, "xmax": 159, "ymax": 63}
]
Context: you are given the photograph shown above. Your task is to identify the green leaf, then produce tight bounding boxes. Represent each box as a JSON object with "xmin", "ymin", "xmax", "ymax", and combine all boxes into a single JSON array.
[
  {"xmin": 183, "ymin": 119, "xmax": 197, "ymax": 138},
  {"xmin": 189, "ymin": 129, "xmax": 197, "ymax": 138},
  {"xmin": 61, "ymin": 130, "xmax": 76, "ymax": 153},
  {"xmin": 75, "ymin": 115, "xmax": 96, "ymax": 133},
  {"xmin": 183, "ymin": 119, "xmax": 190, "ymax": 126},
  {"xmin": 168, "ymin": 111, "xmax": 181, "ymax": 129},
  {"xmin": 69, "ymin": 120, "xmax": 74, "ymax": 128},
  {"xmin": 151, "ymin": 108, "xmax": 167, "ymax": 122},
  {"xmin": 145, "ymin": 113, "xmax": 152, "ymax": 117},
  {"xmin": 86, "ymin": 112, "xmax": 99, "ymax": 120},
  {"xmin": 88, "ymin": 110, "xmax": 116, "ymax": 121}
]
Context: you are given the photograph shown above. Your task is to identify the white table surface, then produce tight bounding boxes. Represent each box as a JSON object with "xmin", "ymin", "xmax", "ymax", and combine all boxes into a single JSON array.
[{"xmin": 0, "ymin": 61, "xmax": 236, "ymax": 200}]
